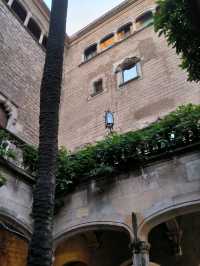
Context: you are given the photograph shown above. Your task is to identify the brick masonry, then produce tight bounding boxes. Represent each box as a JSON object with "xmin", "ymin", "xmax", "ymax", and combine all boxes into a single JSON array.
[
  {"xmin": 0, "ymin": 0, "xmax": 45, "ymax": 144},
  {"xmin": 59, "ymin": 0, "xmax": 200, "ymax": 151}
]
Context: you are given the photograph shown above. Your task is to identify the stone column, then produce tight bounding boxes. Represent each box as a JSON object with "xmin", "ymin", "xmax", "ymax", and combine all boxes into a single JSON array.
[
  {"xmin": 24, "ymin": 12, "xmax": 32, "ymax": 27},
  {"xmin": 133, "ymin": 241, "xmax": 150, "ymax": 266},
  {"xmin": 39, "ymin": 31, "xmax": 45, "ymax": 44},
  {"xmin": 7, "ymin": 0, "xmax": 14, "ymax": 7}
]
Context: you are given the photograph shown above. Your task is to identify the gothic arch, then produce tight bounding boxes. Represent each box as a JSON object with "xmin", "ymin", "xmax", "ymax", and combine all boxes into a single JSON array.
[
  {"xmin": 0, "ymin": 94, "xmax": 18, "ymax": 132},
  {"xmin": 138, "ymin": 197, "xmax": 200, "ymax": 241},
  {"xmin": 54, "ymin": 221, "xmax": 133, "ymax": 248},
  {"xmin": 0, "ymin": 208, "xmax": 32, "ymax": 240}
]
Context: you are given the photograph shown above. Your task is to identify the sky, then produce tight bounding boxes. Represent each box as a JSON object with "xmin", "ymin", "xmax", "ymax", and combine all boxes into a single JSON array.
[{"xmin": 43, "ymin": 0, "xmax": 125, "ymax": 35}]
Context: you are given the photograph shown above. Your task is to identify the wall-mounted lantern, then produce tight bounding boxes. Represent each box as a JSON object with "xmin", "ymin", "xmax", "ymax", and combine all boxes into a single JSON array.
[{"xmin": 105, "ymin": 111, "xmax": 114, "ymax": 132}]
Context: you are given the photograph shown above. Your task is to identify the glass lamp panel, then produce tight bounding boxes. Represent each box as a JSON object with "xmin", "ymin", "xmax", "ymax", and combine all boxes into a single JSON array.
[{"xmin": 106, "ymin": 112, "xmax": 114, "ymax": 125}]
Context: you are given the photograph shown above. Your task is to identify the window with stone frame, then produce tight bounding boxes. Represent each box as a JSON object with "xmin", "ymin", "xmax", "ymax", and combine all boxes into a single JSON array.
[
  {"xmin": 11, "ymin": 0, "xmax": 27, "ymax": 23},
  {"xmin": 0, "ymin": 104, "xmax": 8, "ymax": 129},
  {"xmin": 91, "ymin": 79, "xmax": 103, "ymax": 96},
  {"xmin": 116, "ymin": 57, "xmax": 141, "ymax": 86},
  {"xmin": 84, "ymin": 43, "xmax": 97, "ymax": 61},
  {"xmin": 117, "ymin": 22, "xmax": 132, "ymax": 40},
  {"xmin": 136, "ymin": 11, "xmax": 154, "ymax": 29}
]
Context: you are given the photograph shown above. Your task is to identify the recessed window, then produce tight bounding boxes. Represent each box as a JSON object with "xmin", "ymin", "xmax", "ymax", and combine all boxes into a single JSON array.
[
  {"xmin": 117, "ymin": 22, "xmax": 132, "ymax": 39},
  {"xmin": 136, "ymin": 11, "xmax": 154, "ymax": 29},
  {"xmin": 42, "ymin": 35, "xmax": 48, "ymax": 49},
  {"xmin": 100, "ymin": 33, "xmax": 115, "ymax": 50},
  {"xmin": 91, "ymin": 79, "xmax": 103, "ymax": 96},
  {"xmin": 27, "ymin": 18, "xmax": 41, "ymax": 40},
  {"xmin": 11, "ymin": 0, "xmax": 27, "ymax": 23},
  {"xmin": 84, "ymin": 44, "xmax": 97, "ymax": 61},
  {"xmin": 115, "ymin": 57, "xmax": 140, "ymax": 86},
  {"xmin": 122, "ymin": 64, "xmax": 138, "ymax": 83},
  {"xmin": 0, "ymin": 105, "xmax": 8, "ymax": 129}
]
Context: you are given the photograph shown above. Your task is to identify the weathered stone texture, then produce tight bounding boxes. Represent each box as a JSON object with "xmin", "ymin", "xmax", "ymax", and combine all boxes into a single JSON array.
[
  {"xmin": 59, "ymin": 0, "xmax": 200, "ymax": 151},
  {"xmin": 0, "ymin": 0, "xmax": 45, "ymax": 144},
  {"xmin": 54, "ymin": 150, "xmax": 200, "ymax": 240}
]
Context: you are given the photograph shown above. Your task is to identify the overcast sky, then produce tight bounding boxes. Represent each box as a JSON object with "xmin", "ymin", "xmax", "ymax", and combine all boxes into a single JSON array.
[{"xmin": 43, "ymin": 0, "xmax": 124, "ymax": 35}]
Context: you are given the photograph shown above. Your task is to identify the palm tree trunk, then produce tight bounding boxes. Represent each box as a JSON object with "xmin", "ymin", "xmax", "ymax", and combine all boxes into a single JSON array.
[
  {"xmin": 27, "ymin": 1, "xmax": 68, "ymax": 266},
  {"xmin": 188, "ymin": 0, "xmax": 200, "ymax": 29}
]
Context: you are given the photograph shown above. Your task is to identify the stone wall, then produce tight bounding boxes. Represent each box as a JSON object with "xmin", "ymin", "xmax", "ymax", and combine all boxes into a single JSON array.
[
  {"xmin": 59, "ymin": 0, "xmax": 200, "ymax": 151},
  {"xmin": 0, "ymin": 0, "xmax": 45, "ymax": 144},
  {"xmin": 54, "ymin": 149, "xmax": 200, "ymax": 241},
  {"xmin": 0, "ymin": 162, "xmax": 33, "ymax": 232}
]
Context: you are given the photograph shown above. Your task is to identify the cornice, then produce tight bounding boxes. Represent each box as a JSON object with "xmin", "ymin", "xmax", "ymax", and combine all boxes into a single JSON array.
[
  {"xmin": 33, "ymin": 0, "xmax": 50, "ymax": 22},
  {"xmin": 69, "ymin": 0, "xmax": 139, "ymax": 43}
]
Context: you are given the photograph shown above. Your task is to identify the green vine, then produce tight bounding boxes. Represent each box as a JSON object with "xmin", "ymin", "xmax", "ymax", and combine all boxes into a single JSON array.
[
  {"xmin": 1, "ymin": 104, "xmax": 200, "ymax": 210},
  {"xmin": 0, "ymin": 172, "xmax": 7, "ymax": 187},
  {"xmin": 22, "ymin": 104, "xmax": 200, "ymax": 199}
]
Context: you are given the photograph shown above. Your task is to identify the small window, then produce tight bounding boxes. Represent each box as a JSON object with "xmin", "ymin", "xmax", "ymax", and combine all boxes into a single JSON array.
[
  {"xmin": 84, "ymin": 44, "xmax": 97, "ymax": 61},
  {"xmin": 122, "ymin": 64, "xmax": 138, "ymax": 83},
  {"xmin": 0, "ymin": 105, "xmax": 8, "ymax": 129},
  {"xmin": 27, "ymin": 18, "xmax": 41, "ymax": 40},
  {"xmin": 100, "ymin": 33, "xmax": 115, "ymax": 50},
  {"xmin": 117, "ymin": 22, "xmax": 132, "ymax": 39},
  {"xmin": 42, "ymin": 35, "xmax": 48, "ymax": 49},
  {"xmin": 11, "ymin": 0, "xmax": 27, "ymax": 23},
  {"xmin": 91, "ymin": 79, "xmax": 103, "ymax": 96},
  {"xmin": 136, "ymin": 11, "xmax": 154, "ymax": 29}
]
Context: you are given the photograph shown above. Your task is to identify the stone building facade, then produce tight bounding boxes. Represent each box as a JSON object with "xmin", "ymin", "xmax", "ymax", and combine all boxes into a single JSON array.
[
  {"xmin": 0, "ymin": 0, "xmax": 200, "ymax": 266},
  {"xmin": 59, "ymin": 0, "xmax": 200, "ymax": 151}
]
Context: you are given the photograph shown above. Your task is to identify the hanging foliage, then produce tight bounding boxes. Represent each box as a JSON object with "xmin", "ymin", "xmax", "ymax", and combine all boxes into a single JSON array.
[{"xmin": 154, "ymin": 0, "xmax": 200, "ymax": 82}]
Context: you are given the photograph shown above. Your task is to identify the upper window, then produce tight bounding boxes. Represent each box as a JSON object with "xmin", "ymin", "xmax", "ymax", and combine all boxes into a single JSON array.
[
  {"xmin": 84, "ymin": 43, "xmax": 97, "ymax": 61},
  {"xmin": 122, "ymin": 64, "xmax": 139, "ymax": 83},
  {"xmin": 11, "ymin": 0, "xmax": 27, "ymax": 23},
  {"xmin": 136, "ymin": 11, "xmax": 154, "ymax": 29},
  {"xmin": 0, "ymin": 105, "xmax": 8, "ymax": 129},
  {"xmin": 27, "ymin": 18, "xmax": 41, "ymax": 40},
  {"xmin": 91, "ymin": 79, "xmax": 103, "ymax": 96},
  {"xmin": 100, "ymin": 33, "xmax": 115, "ymax": 50},
  {"xmin": 116, "ymin": 57, "xmax": 140, "ymax": 86},
  {"xmin": 117, "ymin": 22, "xmax": 132, "ymax": 40}
]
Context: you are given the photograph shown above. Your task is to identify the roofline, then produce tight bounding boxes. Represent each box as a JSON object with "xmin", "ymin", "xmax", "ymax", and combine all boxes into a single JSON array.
[
  {"xmin": 69, "ymin": 0, "xmax": 137, "ymax": 43},
  {"xmin": 33, "ymin": 0, "xmax": 50, "ymax": 22}
]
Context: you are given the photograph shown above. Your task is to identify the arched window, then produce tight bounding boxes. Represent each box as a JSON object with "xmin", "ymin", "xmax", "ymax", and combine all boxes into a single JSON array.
[
  {"xmin": 100, "ymin": 33, "xmax": 115, "ymax": 50},
  {"xmin": 117, "ymin": 22, "xmax": 132, "ymax": 39},
  {"xmin": 42, "ymin": 35, "xmax": 48, "ymax": 49},
  {"xmin": 11, "ymin": 0, "xmax": 27, "ymax": 23},
  {"xmin": 0, "ymin": 104, "xmax": 8, "ymax": 129},
  {"xmin": 84, "ymin": 43, "xmax": 97, "ymax": 61},
  {"xmin": 27, "ymin": 18, "xmax": 41, "ymax": 40},
  {"xmin": 136, "ymin": 11, "xmax": 154, "ymax": 29}
]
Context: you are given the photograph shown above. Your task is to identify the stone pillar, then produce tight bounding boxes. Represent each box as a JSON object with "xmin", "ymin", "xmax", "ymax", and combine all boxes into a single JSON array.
[
  {"xmin": 24, "ymin": 12, "xmax": 32, "ymax": 27},
  {"xmin": 7, "ymin": 0, "xmax": 14, "ymax": 7},
  {"xmin": 39, "ymin": 31, "xmax": 45, "ymax": 44},
  {"xmin": 133, "ymin": 241, "xmax": 150, "ymax": 266}
]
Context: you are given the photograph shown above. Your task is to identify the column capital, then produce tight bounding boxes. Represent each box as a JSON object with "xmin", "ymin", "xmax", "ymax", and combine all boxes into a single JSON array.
[{"xmin": 132, "ymin": 240, "xmax": 150, "ymax": 254}]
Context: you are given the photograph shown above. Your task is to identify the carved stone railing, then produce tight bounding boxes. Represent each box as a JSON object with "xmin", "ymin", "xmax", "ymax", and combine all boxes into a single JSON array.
[{"xmin": 0, "ymin": 129, "xmax": 30, "ymax": 171}]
